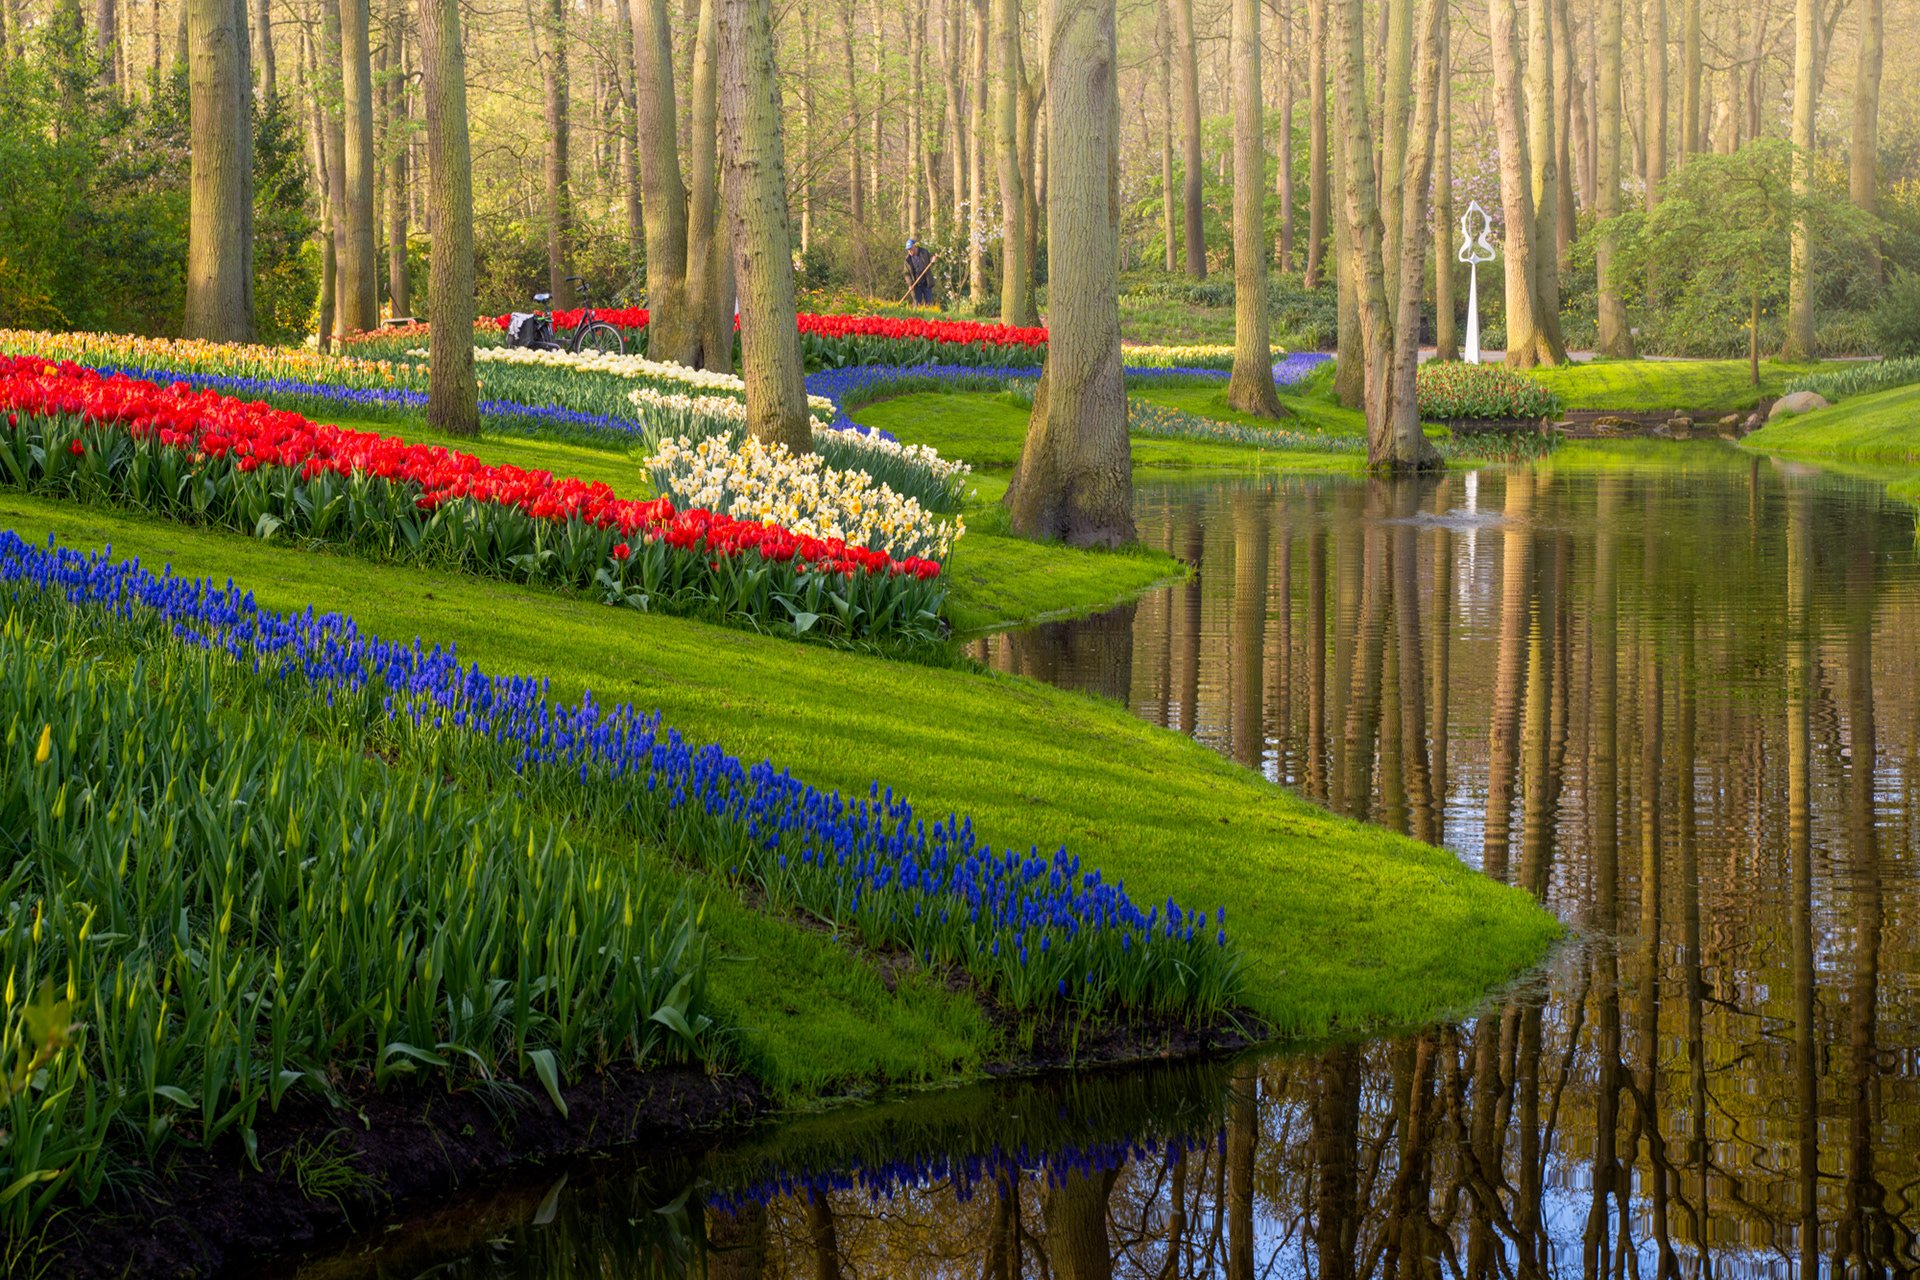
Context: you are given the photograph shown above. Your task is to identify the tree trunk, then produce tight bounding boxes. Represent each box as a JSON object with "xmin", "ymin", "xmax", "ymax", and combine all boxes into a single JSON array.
[
  {"xmin": 252, "ymin": 0, "xmax": 274, "ymax": 96},
  {"xmin": 1782, "ymin": 0, "xmax": 1815, "ymax": 360},
  {"xmin": 338, "ymin": 0, "xmax": 378, "ymax": 331},
  {"xmin": 1525, "ymin": 0, "xmax": 1567, "ymax": 356},
  {"xmin": 1489, "ymin": 0, "xmax": 1557, "ymax": 367},
  {"xmin": 1227, "ymin": 0, "xmax": 1283, "ymax": 417},
  {"xmin": 616, "ymin": 0, "xmax": 642, "ymax": 252},
  {"xmin": 1596, "ymin": 0, "xmax": 1633, "ymax": 355},
  {"xmin": 993, "ymin": 0, "xmax": 1027, "ymax": 322},
  {"xmin": 1006, "ymin": 0, "xmax": 1134, "ymax": 548},
  {"xmin": 633, "ymin": 0, "xmax": 694, "ymax": 359},
  {"xmin": 1433, "ymin": 15, "xmax": 1457, "ymax": 361},
  {"xmin": 1275, "ymin": 0, "xmax": 1293, "ymax": 270},
  {"xmin": 1379, "ymin": 0, "xmax": 1410, "ymax": 293},
  {"xmin": 419, "ymin": 0, "xmax": 479, "ymax": 435},
  {"xmin": 1643, "ymin": 0, "xmax": 1665, "ymax": 209},
  {"xmin": 687, "ymin": 0, "xmax": 731, "ymax": 369},
  {"xmin": 1303, "ymin": 0, "xmax": 1328, "ymax": 289},
  {"xmin": 1044, "ymin": 1168, "xmax": 1116, "ymax": 1280},
  {"xmin": 321, "ymin": 0, "xmax": 349, "ymax": 338},
  {"xmin": 907, "ymin": 4, "xmax": 924, "ymax": 237},
  {"xmin": 1850, "ymin": 0, "xmax": 1882, "ymax": 275},
  {"xmin": 383, "ymin": 0, "xmax": 409, "ymax": 315},
  {"xmin": 1383, "ymin": 0, "xmax": 1443, "ymax": 470},
  {"xmin": 97, "ymin": 0, "xmax": 117, "ymax": 89},
  {"xmin": 537, "ymin": 0, "xmax": 573, "ymax": 306},
  {"xmin": 967, "ymin": 0, "xmax": 988, "ymax": 303},
  {"xmin": 1172, "ymin": 0, "xmax": 1206, "ymax": 277},
  {"xmin": 1552, "ymin": 0, "xmax": 1576, "ymax": 268},
  {"xmin": 720, "ymin": 0, "xmax": 810, "ymax": 452},
  {"xmin": 1158, "ymin": 0, "xmax": 1177, "ymax": 272},
  {"xmin": 185, "ymin": 0, "xmax": 253, "ymax": 339},
  {"xmin": 947, "ymin": 0, "xmax": 968, "ymax": 237},
  {"xmin": 1679, "ymin": 0, "xmax": 1699, "ymax": 156},
  {"xmin": 302, "ymin": 24, "xmax": 337, "ymax": 349}
]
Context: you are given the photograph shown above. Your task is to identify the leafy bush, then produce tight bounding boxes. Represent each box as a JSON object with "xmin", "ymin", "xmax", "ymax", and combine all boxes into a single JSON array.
[
  {"xmin": 1868, "ymin": 268, "xmax": 1920, "ymax": 357},
  {"xmin": 1416, "ymin": 361, "xmax": 1563, "ymax": 421}
]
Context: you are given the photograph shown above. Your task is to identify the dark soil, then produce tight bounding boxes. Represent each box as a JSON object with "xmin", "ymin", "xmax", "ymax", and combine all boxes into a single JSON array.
[{"xmin": 36, "ymin": 1065, "xmax": 763, "ymax": 1280}]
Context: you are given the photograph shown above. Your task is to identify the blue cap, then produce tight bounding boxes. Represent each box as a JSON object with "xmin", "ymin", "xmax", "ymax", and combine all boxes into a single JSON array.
[{"xmin": 906, "ymin": 238, "xmax": 917, "ymax": 248}]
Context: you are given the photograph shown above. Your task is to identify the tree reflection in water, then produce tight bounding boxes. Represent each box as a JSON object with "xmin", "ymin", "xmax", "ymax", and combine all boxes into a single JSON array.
[{"xmin": 286, "ymin": 456, "xmax": 1920, "ymax": 1280}]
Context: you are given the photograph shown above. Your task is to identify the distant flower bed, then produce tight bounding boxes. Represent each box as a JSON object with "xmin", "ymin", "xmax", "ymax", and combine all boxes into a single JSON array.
[
  {"xmin": 1122, "ymin": 343, "xmax": 1291, "ymax": 371},
  {"xmin": 1784, "ymin": 356, "xmax": 1920, "ymax": 403},
  {"xmin": 1127, "ymin": 400, "xmax": 1364, "ymax": 453},
  {"xmin": 463, "ymin": 343, "xmax": 835, "ymax": 414},
  {"xmin": 0, "ymin": 357, "xmax": 945, "ymax": 641},
  {"xmin": 1417, "ymin": 361, "xmax": 1563, "ymax": 422}
]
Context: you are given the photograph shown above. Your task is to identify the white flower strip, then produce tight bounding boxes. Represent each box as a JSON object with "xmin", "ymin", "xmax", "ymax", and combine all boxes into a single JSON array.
[
  {"xmin": 647, "ymin": 434, "xmax": 963, "ymax": 564},
  {"xmin": 444, "ymin": 344, "xmax": 837, "ymax": 413}
]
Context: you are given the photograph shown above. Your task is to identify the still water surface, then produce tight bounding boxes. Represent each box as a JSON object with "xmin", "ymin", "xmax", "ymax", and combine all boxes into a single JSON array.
[{"xmin": 282, "ymin": 444, "xmax": 1920, "ymax": 1277}]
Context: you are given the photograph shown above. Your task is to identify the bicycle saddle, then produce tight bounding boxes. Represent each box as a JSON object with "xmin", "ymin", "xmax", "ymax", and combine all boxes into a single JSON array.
[{"xmin": 533, "ymin": 292, "xmax": 552, "ymax": 305}]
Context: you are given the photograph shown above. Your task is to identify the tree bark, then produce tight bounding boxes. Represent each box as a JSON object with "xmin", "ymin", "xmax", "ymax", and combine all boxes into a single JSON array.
[
  {"xmin": 1679, "ymin": 0, "xmax": 1700, "ymax": 156},
  {"xmin": 1525, "ymin": 0, "xmax": 1567, "ymax": 354},
  {"xmin": 1379, "ymin": 0, "xmax": 1411, "ymax": 294},
  {"xmin": 1006, "ymin": 0, "xmax": 1134, "ymax": 548},
  {"xmin": 536, "ymin": 0, "xmax": 573, "ymax": 306},
  {"xmin": 1596, "ymin": 0, "xmax": 1632, "ymax": 355},
  {"xmin": 993, "ymin": 0, "xmax": 1027, "ymax": 322},
  {"xmin": 252, "ymin": 0, "xmax": 274, "ymax": 96},
  {"xmin": 1849, "ymin": 0, "xmax": 1882, "ymax": 273},
  {"xmin": 1044, "ymin": 1168, "xmax": 1116, "ymax": 1280},
  {"xmin": 617, "ymin": 0, "xmax": 642, "ymax": 251},
  {"xmin": 1172, "ymin": 0, "xmax": 1206, "ymax": 277},
  {"xmin": 185, "ymin": 0, "xmax": 253, "ymax": 339},
  {"xmin": 1158, "ymin": 0, "xmax": 1177, "ymax": 271},
  {"xmin": 1227, "ymin": 0, "xmax": 1284, "ymax": 417},
  {"xmin": 1643, "ymin": 0, "xmax": 1665, "ymax": 209},
  {"xmin": 419, "ymin": 0, "xmax": 479, "ymax": 435},
  {"xmin": 97, "ymin": 0, "xmax": 117, "ymax": 89},
  {"xmin": 1433, "ymin": 14, "xmax": 1457, "ymax": 361},
  {"xmin": 1783, "ymin": 0, "xmax": 1816, "ymax": 359},
  {"xmin": 1383, "ymin": 0, "xmax": 1443, "ymax": 470},
  {"xmin": 719, "ymin": 0, "xmax": 810, "ymax": 452},
  {"xmin": 338, "ymin": 0, "xmax": 378, "ymax": 331},
  {"xmin": 632, "ymin": 0, "xmax": 694, "ymax": 360},
  {"xmin": 1275, "ymin": 0, "xmax": 1293, "ymax": 270},
  {"xmin": 1303, "ymin": 0, "xmax": 1327, "ymax": 288},
  {"xmin": 967, "ymin": 0, "xmax": 988, "ymax": 303},
  {"xmin": 383, "ymin": 0, "xmax": 409, "ymax": 315},
  {"xmin": 687, "ymin": 0, "xmax": 731, "ymax": 369},
  {"xmin": 947, "ymin": 0, "xmax": 968, "ymax": 237},
  {"xmin": 1489, "ymin": 0, "xmax": 1559, "ymax": 367}
]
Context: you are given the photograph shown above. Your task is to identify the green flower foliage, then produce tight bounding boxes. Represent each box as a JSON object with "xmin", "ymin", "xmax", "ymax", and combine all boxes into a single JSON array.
[{"xmin": 1415, "ymin": 362, "xmax": 1563, "ymax": 422}]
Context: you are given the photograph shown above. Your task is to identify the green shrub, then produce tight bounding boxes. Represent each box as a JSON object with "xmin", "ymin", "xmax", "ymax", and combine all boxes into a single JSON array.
[
  {"xmin": 1416, "ymin": 361, "xmax": 1563, "ymax": 421},
  {"xmin": 1868, "ymin": 268, "xmax": 1920, "ymax": 357}
]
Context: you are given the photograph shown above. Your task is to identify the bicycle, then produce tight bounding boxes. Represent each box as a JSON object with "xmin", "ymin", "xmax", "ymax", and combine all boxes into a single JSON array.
[{"xmin": 528, "ymin": 276, "xmax": 625, "ymax": 355}]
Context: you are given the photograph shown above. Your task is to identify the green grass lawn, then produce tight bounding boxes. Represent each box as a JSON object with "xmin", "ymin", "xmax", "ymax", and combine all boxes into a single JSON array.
[
  {"xmin": 1742, "ymin": 382, "xmax": 1920, "ymax": 503},
  {"xmin": 1525, "ymin": 358, "xmax": 1818, "ymax": 412},
  {"xmin": 1, "ymin": 490, "xmax": 1560, "ymax": 1045}
]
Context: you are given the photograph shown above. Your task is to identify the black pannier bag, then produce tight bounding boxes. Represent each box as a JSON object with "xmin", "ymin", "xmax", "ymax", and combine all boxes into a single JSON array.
[{"xmin": 505, "ymin": 312, "xmax": 552, "ymax": 349}]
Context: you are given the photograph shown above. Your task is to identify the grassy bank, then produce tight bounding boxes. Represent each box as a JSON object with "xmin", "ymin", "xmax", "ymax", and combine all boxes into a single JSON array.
[
  {"xmin": 1525, "ymin": 358, "xmax": 1816, "ymax": 412},
  {"xmin": 2, "ymin": 490, "xmax": 1559, "ymax": 1040},
  {"xmin": 1742, "ymin": 383, "xmax": 1920, "ymax": 503}
]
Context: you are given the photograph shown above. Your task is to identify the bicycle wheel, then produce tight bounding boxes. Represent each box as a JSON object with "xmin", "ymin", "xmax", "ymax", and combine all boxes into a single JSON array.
[{"xmin": 575, "ymin": 322, "xmax": 625, "ymax": 356}]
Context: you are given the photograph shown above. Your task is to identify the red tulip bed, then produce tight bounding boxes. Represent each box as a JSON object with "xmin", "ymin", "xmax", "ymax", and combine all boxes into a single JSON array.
[{"xmin": 0, "ymin": 357, "xmax": 947, "ymax": 642}]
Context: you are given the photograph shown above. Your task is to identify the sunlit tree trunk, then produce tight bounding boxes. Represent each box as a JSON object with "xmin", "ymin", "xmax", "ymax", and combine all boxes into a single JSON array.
[
  {"xmin": 967, "ymin": 0, "xmax": 988, "ymax": 303},
  {"xmin": 616, "ymin": 0, "xmax": 642, "ymax": 251},
  {"xmin": 1432, "ymin": 15, "xmax": 1457, "ymax": 361},
  {"xmin": 993, "ymin": 0, "xmax": 1027, "ymax": 323},
  {"xmin": 1382, "ymin": 0, "xmax": 1442, "ymax": 469},
  {"xmin": 1303, "ymin": 0, "xmax": 1327, "ymax": 289},
  {"xmin": 720, "ymin": 0, "xmax": 810, "ymax": 451},
  {"xmin": 1596, "ymin": 0, "xmax": 1633, "ymax": 356},
  {"xmin": 1489, "ymin": 0, "xmax": 1560, "ymax": 367},
  {"xmin": 1158, "ymin": 2, "xmax": 1177, "ymax": 271},
  {"xmin": 1275, "ymin": 0, "xmax": 1293, "ymax": 270},
  {"xmin": 1525, "ymin": 0, "xmax": 1567, "ymax": 356},
  {"xmin": 338, "ymin": 0, "xmax": 378, "ymax": 331},
  {"xmin": 1228, "ymin": 0, "xmax": 1283, "ymax": 417},
  {"xmin": 1782, "ymin": 0, "xmax": 1816, "ymax": 359},
  {"xmin": 1006, "ymin": 0, "xmax": 1134, "ymax": 548},
  {"xmin": 1172, "ymin": 0, "xmax": 1205, "ymax": 277},
  {"xmin": 632, "ymin": 0, "xmax": 693, "ymax": 360},
  {"xmin": 1552, "ymin": 0, "xmax": 1576, "ymax": 269},
  {"xmin": 1379, "ymin": 0, "xmax": 1410, "ymax": 294},
  {"xmin": 1679, "ymin": 0, "xmax": 1700, "ymax": 156},
  {"xmin": 382, "ymin": 0, "xmax": 410, "ymax": 315},
  {"xmin": 534, "ymin": 0, "xmax": 573, "ymax": 306},
  {"xmin": 419, "ymin": 0, "xmax": 479, "ymax": 435},
  {"xmin": 947, "ymin": 0, "xmax": 968, "ymax": 238},
  {"xmin": 1850, "ymin": 0, "xmax": 1882, "ymax": 278},
  {"xmin": 687, "ymin": 0, "xmax": 733, "ymax": 370},
  {"xmin": 185, "ymin": 0, "xmax": 254, "ymax": 340}
]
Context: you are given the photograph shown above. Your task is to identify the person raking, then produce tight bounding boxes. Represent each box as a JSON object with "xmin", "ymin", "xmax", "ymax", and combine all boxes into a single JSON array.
[{"xmin": 904, "ymin": 238, "xmax": 935, "ymax": 305}]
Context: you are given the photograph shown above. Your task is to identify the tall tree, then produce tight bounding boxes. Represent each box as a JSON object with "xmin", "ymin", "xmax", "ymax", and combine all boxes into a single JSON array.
[
  {"xmin": 1433, "ymin": 12, "xmax": 1457, "ymax": 361},
  {"xmin": 631, "ymin": 0, "xmax": 693, "ymax": 359},
  {"xmin": 1171, "ymin": 0, "xmax": 1205, "ymax": 277},
  {"xmin": 993, "ymin": 0, "xmax": 1027, "ymax": 322},
  {"xmin": 419, "ymin": 0, "xmax": 478, "ymax": 435},
  {"xmin": 533, "ymin": 0, "xmax": 573, "ymax": 305},
  {"xmin": 381, "ymin": 0, "xmax": 409, "ymax": 315},
  {"xmin": 1274, "ymin": 0, "xmax": 1294, "ymax": 270},
  {"xmin": 1158, "ymin": 0, "xmax": 1176, "ymax": 271},
  {"xmin": 1302, "ymin": 0, "xmax": 1327, "ymax": 288},
  {"xmin": 946, "ymin": 0, "xmax": 968, "ymax": 238},
  {"xmin": 252, "ymin": 0, "xmax": 274, "ymax": 97},
  {"xmin": 1596, "ymin": 0, "xmax": 1635, "ymax": 355},
  {"xmin": 1525, "ymin": 0, "xmax": 1567, "ymax": 354},
  {"xmin": 1849, "ymin": 0, "xmax": 1882, "ymax": 273},
  {"xmin": 1226, "ymin": 0, "xmax": 1283, "ymax": 418},
  {"xmin": 96, "ymin": 0, "xmax": 117, "ymax": 89},
  {"xmin": 1679, "ymin": 0, "xmax": 1700, "ymax": 156},
  {"xmin": 1643, "ymin": 0, "xmax": 1666, "ymax": 211},
  {"xmin": 1782, "ymin": 0, "xmax": 1816, "ymax": 359},
  {"xmin": 1489, "ymin": 0, "xmax": 1562, "ymax": 367},
  {"xmin": 184, "ymin": 0, "xmax": 254, "ymax": 339},
  {"xmin": 1006, "ymin": 0, "xmax": 1133, "ymax": 547},
  {"xmin": 686, "ymin": 0, "xmax": 732, "ymax": 369},
  {"xmin": 338, "ymin": 0, "xmax": 378, "ymax": 330},
  {"xmin": 967, "ymin": 0, "xmax": 988, "ymax": 303},
  {"xmin": 1379, "ymin": 0, "xmax": 1411, "ymax": 288},
  {"xmin": 719, "ymin": 0, "xmax": 810, "ymax": 451}
]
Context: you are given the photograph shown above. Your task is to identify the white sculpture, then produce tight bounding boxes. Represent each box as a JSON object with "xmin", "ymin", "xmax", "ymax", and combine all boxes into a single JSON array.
[{"xmin": 1457, "ymin": 201, "xmax": 1496, "ymax": 365}]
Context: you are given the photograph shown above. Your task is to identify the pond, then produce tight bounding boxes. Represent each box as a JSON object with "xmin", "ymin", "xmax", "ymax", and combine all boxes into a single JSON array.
[{"xmin": 271, "ymin": 443, "xmax": 1920, "ymax": 1277}]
